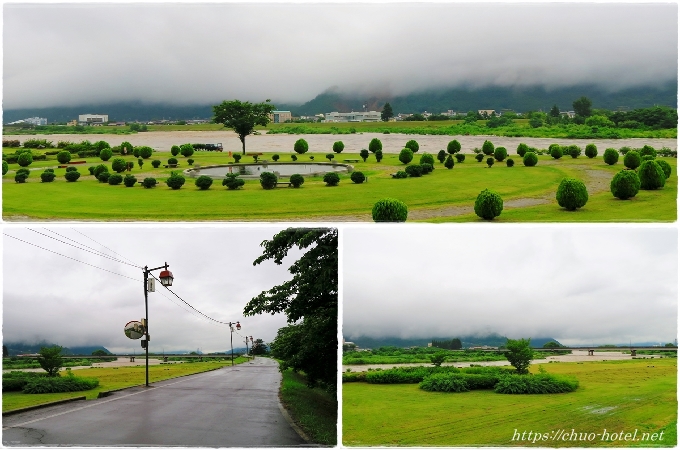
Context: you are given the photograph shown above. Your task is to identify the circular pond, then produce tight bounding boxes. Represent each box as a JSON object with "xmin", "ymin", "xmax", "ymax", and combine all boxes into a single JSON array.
[{"xmin": 185, "ymin": 162, "xmax": 351, "ymax": 179}]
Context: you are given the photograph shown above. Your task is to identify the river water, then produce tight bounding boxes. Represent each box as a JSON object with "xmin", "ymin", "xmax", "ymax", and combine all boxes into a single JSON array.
[{"xmin": 5, "ymin": 131, "xmax": 677, "ymax": 155}]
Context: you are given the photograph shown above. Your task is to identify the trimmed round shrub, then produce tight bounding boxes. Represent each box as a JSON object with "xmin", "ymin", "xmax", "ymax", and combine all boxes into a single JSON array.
[
  {"xmin": 97, "ymin": 172, "xmax": 111, "ymax": 183},
  {"xmin": 272, "ymin": 154, "xmax": 280, "ymax": 162},
  {"xmin": 323, "ymin": 172, "xmax": 340, "ymax": 186},
  {"xmin": 57, "ymin": 151, "xmax": 72, "ymax": 164},
  {"xmin": 405, "ymin": 139, "xmax": 419, "ymax": 153},
  {"xmin": 168, "ymin": 157, "xmax": 178, "ymax": 165},
  {"xmin": 399, "ymin": 148, "xmax": 414, "ymax": 164},
  {"xmin": 421, "ymin": 163, "xmax": 434, "ymax": 174},
  {"xmin": 111, "ymin": 158, "xmax": 127, "ymax": 173},
  {"xmin": 368, "ymin": 138, "xmax": 382, "ymax": 153},
  {"xmin": 482, "ymin": 140, "xmax": 494, "ymax": 156},
  {"xmin": 17, "ymin": 152, "xmax": 33, "ymax": 167},
  {"xmin": 64, "ymin": 171, "xmax": 80, "ymax": 182},
  {"xmin": 506, "ymin": 158, "xmax": 515, "ymax": 167},
  {"xmin": 556, "ymin": 177, "xmax": 589, "ymax": 210},
  {"xmin": 166, "ymin": 173, "xmax": 186, "ymax": 190},
  {"xmin": 65, "ymin": 166, "xmax": 78, "ymax": 173},
  {"xmin": 180, "ymin": 144, "xmax": 194, "ymax": 157},
  {"xmin": 260, "ymin": 171, "xmax": 278, "ymax": 189},
  {"xmin": 195, "ymin": 175, "xmax": 213, "ymax": 190},
  {"xmin": 151, "ymin": 159, "xmax": 161, "ymax": 168},
  {"xmin": 119, "ymin": 141, "xmax": 133, "ymax": 155},
  {"xmin": 108, "ymin": 174, "xmax": 123, "ymax": 185},
  {"xmin": 142, "ymin": 177, "xmax": 157, "ymax": 188},
  {"xmin": 603, "ymin": 148, "xmax": 619, "ymax": 165},
  {"xmin": 99, "ymin": 148, "xmax": 113, "ymax": 161},
  {"xmin": 455, "ymin": 153, "xmax": 465, "ymax": 163},
  {"xmin": 639, "ymin": 145, "xmax": 657, "ymax": 159},
  {"xmin": 375, "ymin": 149, "xmax": 383, "ymax": 162},
  {"xmin": 41, "ymin": 171, "xmax": 56, "ymax": 182},
  {"xmin": 187, "ymin": 158, "xmax": 194, "ymax": 166},
  {"xmin": 291, "ymin": 154, "xmax": 298, "ymax": 161},
  {"xmin": 642, "ymin": 155, "xmax": 655, "ymax": 161},
  {"xmin": 139, "ymin": 146, "xmax": 153, "ymax": 159},
  {"xmin": 44, "ymin": 168, "xmax": 55, "ymax": 173},
  {"xmin": 523, "ymin": 152, "xmax": 538, "ymax": 167},
  {"xmin": 222, "ymin": 174, "xmax": 245, "ymax": 190},
  {"xmin": 444, "ymin": 155, "xmax": 455, "ymax": 169},
  {"xmin": 623, "ymin": 150, "xmax": 642, "ymax": 170},
  {"xmin": 475, "ymin": 153, "xmax": 484, "ymax": 162},
  {"xmin": 93, "ymin": 164, "xmax": 109, "ymax": 177},
  {"xmin": 360, "ymin": 149, "xmax": 369, "ymax": 162},
  {"xmin": 350, "ymin": 171, "xmax": 366, "ymax": 184},
  {"xmin": 419, "ymin": 153, "xmax": 435, "ymax": 166},
  {"xmin": 234, "ymin": 154, "xmax": 242, "ymax": 163},
  {"xmin": 22, "ymin": 375, "xmax": 99, "ymax": 394},
  {"xmin": 585, "ymin": 144, "xmax": 598, "ymax": 158},
  {"xmin": 293, "ymin": 139, "xmax": 309, "ymax": 154},
  {"xmin": 494, "ymin": 147, "xmax": 507, "ymax": 162},
  {"xmin": 88, "ymin": 166, "xmax": 95, "ymax": 175},
  {"xmin": 474, "ymin": 189, "xmax": 503, "ymax": 220},
  {"xmin": 550, "ymin": 145, "xmax": 563, "ymax": 159},
  {"xmin": 486, "ymin": 157, "xmax": 495, "ymax": 167},
  {"xmin": 394, "ymin": 171, "xmax": 408, "ymax": 179},
  {"xmin": 123, "ymin": 174, "xmax": 137, "ymax": 187},
  {"xmin": 655, "ymin": 159, "xmax": 671, "ymax": 179},
  {"xmin": 638, "ymin": 160, "xmax": 666, "ymax": 190},
  {"xmin": 133, "ymin": 148, "xmax": 141, "ymax": 158},
  {"xmin": 15, "ymin": 173, "xmax": 28, "ymax": 183},
  {"xmin": 517, "ymin": 143, "xmax": 529, "ymax": 157},
  {"xmin": 332, "ymin": 141, "xmax": 344, "ymax": 154},
  {"xmin": 610, "ymin": 170, "xmax": 640, "ymax": 200},
  {"xmin": 568, "ymin": 145, "xmax": 581, "ymax": 158},
  {"xmin": 372, "ymin": 198, "xmax": 408, "ymax": 222},
  {"xmin": 326, "ymin": 153, "xmax": 334, "ymax": 162},
  {"xmin": 447, "ymin": 140, "xmax": 461, "ymax": 154},
  {"xmin": 437, "ymin": 150, "xmax": 447, "ymax": 163},
  {"xmin": 2, "ymin": 160, "xmax": 8, "ymax": 175},
  {"xmin": 290, "ymin": 174, "xmax": 304, "ymax": 188},
  {"xmin": 170, "ymin": 145, "xmax": 180, "ymax": 156},
  {"xmin": 16, "ymin": 168, "xmax": 30, "ymax": 176},
  {"xmin": 405, "ymin": 164, "xmax": 423, "ymax": 177}
]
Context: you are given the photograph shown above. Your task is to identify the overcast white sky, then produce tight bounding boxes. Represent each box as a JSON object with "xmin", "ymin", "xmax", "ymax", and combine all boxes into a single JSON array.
[
  {"xmin": 3, "ymin": 2, "xmax": 677, "ymax": 109},
  {"xmin": 3, "ymin": 226, "xmax": 309, "ymax": 354},
  {"xmin": 343, "ymin": 226, "xmax": 677, "ymax": 346}
]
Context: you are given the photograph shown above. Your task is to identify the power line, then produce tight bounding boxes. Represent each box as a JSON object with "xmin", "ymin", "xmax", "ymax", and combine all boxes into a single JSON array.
[
  {"xmin": 71, "ymin": 228, "xmax": 140, "ymax": 267},
  {"xmin": 5, "ymin": 233, "xmax": 140, "ymax": 282}
]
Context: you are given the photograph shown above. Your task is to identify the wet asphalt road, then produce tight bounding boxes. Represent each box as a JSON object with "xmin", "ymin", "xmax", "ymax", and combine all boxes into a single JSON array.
[{"xmin": 2, "ymin": 357, "xmax": 308, "ymax": 447}]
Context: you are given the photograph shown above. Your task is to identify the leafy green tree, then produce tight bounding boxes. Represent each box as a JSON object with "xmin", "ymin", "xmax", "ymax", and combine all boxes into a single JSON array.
[
  {"xmin": 92, "ymin": 349, "xmax": 109, "ymax": 356},
  {"xmin": 2, "ymin": 160, "xmax": 8, "ymax": 176},
  {"xmin": 244, "ymin": 228, "xmax": 337, "ymax": 389},
  {"xmin": 437, "ymin": 150, "xmax": 447, "ymax": 163},
  {"xmin": 250, "ymin": 339, "xmax": 269, "ymax": 356},
  {"xmin": 38, "ymin": 346, "xmax": 63, "ymax": 377},
  {"xmin": 375, "ymin": 149, "xmax": 383, "ymax": 162},
  {"xmin": 444, "ymin": 154, "xmax": 454, "ymax": 169},
  {"xmin": 359, "ymin": 149, "xmax": 369, "ymax": 162},
  {"xmin": 429, "ymin": 353, "xmax": 446, "ymax": 367},
  {"xmin": 549, "ymin": 104, "xmax": 561, "ymax": 118},
  {"xmin": 504, "ymin": 338, "xmax": 533, "ymax": 374},
  {"xmin": 381, "ymin": 103, "xmax": 394, "ymax": 122},
  {"xmin": 573, "ymin": 96, "xmax": 593, "ymax": 118},
  {"xmin": 212, "ymin": 99, "xmax": 276, "ymax": 154}
]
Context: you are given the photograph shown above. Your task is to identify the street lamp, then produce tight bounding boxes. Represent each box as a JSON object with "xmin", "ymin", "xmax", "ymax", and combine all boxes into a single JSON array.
[
  {"xmin": 228, "ymin": 321, "xmax": 241, "ymax": 366},
  {"xmin": 143, "ymin": 262, "xmax": 174, "ymax": 387}
]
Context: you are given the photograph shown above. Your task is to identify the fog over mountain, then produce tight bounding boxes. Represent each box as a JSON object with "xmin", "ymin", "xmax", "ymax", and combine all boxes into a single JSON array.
[
  {"xmin": 343, "ymin": 227, "xmax": 677, "ymax": 347},
  {"xmin": 4, "ymin": 3, "xmax": 677, "ymax": 109}
]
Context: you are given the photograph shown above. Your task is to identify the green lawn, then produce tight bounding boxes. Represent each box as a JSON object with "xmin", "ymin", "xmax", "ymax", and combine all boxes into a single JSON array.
[
  {"xmin": 2, "ymin": 358, "xmax": 247, "ymax": 412},
  {"xmin": 342, "ymin": 359, "xmax": 677, "ymax": 447},
  {"xmin": 3, "ymin": 151, "xmax": 676, "ymax": 222}
]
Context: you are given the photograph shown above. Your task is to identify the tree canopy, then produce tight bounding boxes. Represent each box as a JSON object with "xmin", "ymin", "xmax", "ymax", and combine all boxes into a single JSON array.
[
  {"xmin": 381, "ymin": 103, "xmax": 394, "ymax": 122},
  {"xmin": 504, "ymin": 338, "xmax": 533, "ymax": 374},
  {"xmin": 572, "ymin": 96, "xmax": 593, "ymax": 118},
  {"xmin": 212, "ymin": 99, "xmax": 276, "ymax": 154},
  {"xmin": 38, "ymin": 346, "xmax": 64, "ymax": 376},
  {"xmin": 243, "ymin": 228, "xmax": 337, "ymax": 388}
]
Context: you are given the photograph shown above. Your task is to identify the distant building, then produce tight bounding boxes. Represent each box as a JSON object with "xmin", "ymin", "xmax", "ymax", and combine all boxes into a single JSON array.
[
  {"xmin": 324, "ymin": 111, "xmax": 381, "ymax": 122},
  {"xmin": 560, "ymin": 111, "xmax": 576, "ymax": 119},
  {"xmin": 7, "ymin": 117, "xmax": 47, "ymax": 126},
  {"xmin": 269, "ymin": 111, "xmax": 292, "ymax": 123},
  {"xmin": 79, "ymin": 114, "xmax": 109, "ymax": 125},
  {"xmin": 67, "ymin": 119, "xmax": 78, "ymax": 126},
  {"xmin": 478, "ymin": 109, "xmax": 496, "ymax": 117}
]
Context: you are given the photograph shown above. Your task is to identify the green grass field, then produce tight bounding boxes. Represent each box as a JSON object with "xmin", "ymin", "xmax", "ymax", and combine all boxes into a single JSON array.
[
  {"xmin": 342, "ymin": 359, "xmax": 677, "ymax": 447},
  {"xmin": 2, "ymin": 358, "xmax": 247, "ymax": 412},
  {"xmin": 3, "ymin": 151, "xmax": 676, "ymax": 222}
]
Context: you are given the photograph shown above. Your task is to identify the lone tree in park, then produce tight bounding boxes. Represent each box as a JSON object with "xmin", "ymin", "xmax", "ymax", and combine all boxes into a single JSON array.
[
  {"xmin": 504, "ymin": 338, "xmax": 533, "ymax": 374},
  {"xmin": 38, "ymin": 346, "xmax": 64, "ymax": 377},
  {"xmin": 381, "ymin": 103, "xmax": 394, "ymax": 122},
  {"xmin": 250, "ymin": 339, "xmax": 269, "ymax": 356},
  {"xmin": 429, "ymin": 352, "xmax": 446, "ymax": 367},
  {"xmin": 212, "ymin": 99, "xmax": 276, "ymax": 155},
  {"xmin": 243, "ymin": 228, "xmax": 337, "ymax": 389}
]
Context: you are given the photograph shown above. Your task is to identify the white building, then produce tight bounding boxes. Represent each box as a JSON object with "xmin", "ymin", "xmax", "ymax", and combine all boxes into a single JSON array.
[
  {"xmin": 7, "ymin": 117, "xmax": 47, "ymax": 126},
  {"xmin": 78, "ymin": 114, "xmax": 109, "ymax": 125},
  {"xmin": 324, "ymin": 111, "xmax": 381, "ymax": 122}
]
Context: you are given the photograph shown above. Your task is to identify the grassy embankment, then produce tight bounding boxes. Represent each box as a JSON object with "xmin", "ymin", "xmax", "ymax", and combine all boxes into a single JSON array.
[
  {"xmin": 343, "ymin": 358, "xmax": 677, "ymax": 447},
  {"xmin": 2, "ymin": 357, "xmax": 247, "ymax": 412},
  {"xmin": 279, "ymin": 368, "xmax": 337, "ymax": 446},
  {"xmin": 2, "ymin": 149, "xmax": 676, "ymax": 222}
]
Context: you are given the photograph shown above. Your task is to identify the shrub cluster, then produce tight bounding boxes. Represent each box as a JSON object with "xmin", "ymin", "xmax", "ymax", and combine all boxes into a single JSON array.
[
  {"xmin": 64, "ymin": 170, "xmax": 81, "ymax": 182},
  {"xmin": 223, "ymin": 174, "xmax": 245, "ymax": 190},
  {"xmin": 493, "ymin": 374, "xmax": 578, "ymax": 394},
  {"xmin": 22, "ymin": 374, "xmax": 100, "ymax": 394},
  {"xmin": 142, "ymin": 177, "xmax": 157, "ymax": 189},
  {"xmin": 372, "ymin": 198, "xmax": 408, "ymax": 222},
  {"xmin": 638, "ymin": 160, "xmax": 666, "ymax": 190},
  {"xmin": 394, "ymin": 171, "xmax": 408, "ymax": 178},
  {"xmin": 447, "ymin": 140, "xmax": 461, "ymax": 154},
  {"xmin": 405, "ymin": 139, "xmax": 419, "ymax": 153},
  {"xmin": 455, "ymin": 153, "xmax": 465, "ymax": 163},
  {"xmin": 405, "ymin": 164, "xmax": 423, "ymax": 177},
  {"xmin": 368, "ymin": 138, "xmax": 382, "ymax": 153}
]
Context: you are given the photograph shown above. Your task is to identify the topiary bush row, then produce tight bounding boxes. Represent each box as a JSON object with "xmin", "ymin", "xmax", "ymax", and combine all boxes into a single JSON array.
[
  {"xmin": 22, "ymin": 373, "xmax": 100, "ymax": 394},
  {"xmin": 419, "ymin": 371, "xmax": 578, "ymax": 395}
]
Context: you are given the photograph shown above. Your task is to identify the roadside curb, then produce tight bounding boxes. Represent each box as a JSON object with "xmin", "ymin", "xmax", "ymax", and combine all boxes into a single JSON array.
[
  {"xmin": 277, "ymin": 395, "xmax": 313, "ymax": 445},
  {"xmin": 3, "ymin": 396, "xmax": 86, "ymax": 416}
]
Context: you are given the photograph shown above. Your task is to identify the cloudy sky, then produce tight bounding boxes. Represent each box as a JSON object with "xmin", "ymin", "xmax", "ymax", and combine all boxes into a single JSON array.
[
  {"xmin": 3, "ymin": 226, "xmax": 314, "ymax": 354},
  {"xmin": 3, "ymin": 2, "xmax": 677, "ymax": 109},
  {"xmin": 343, "ymin": 226, "xmax": 677, "ymax": 346}
]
